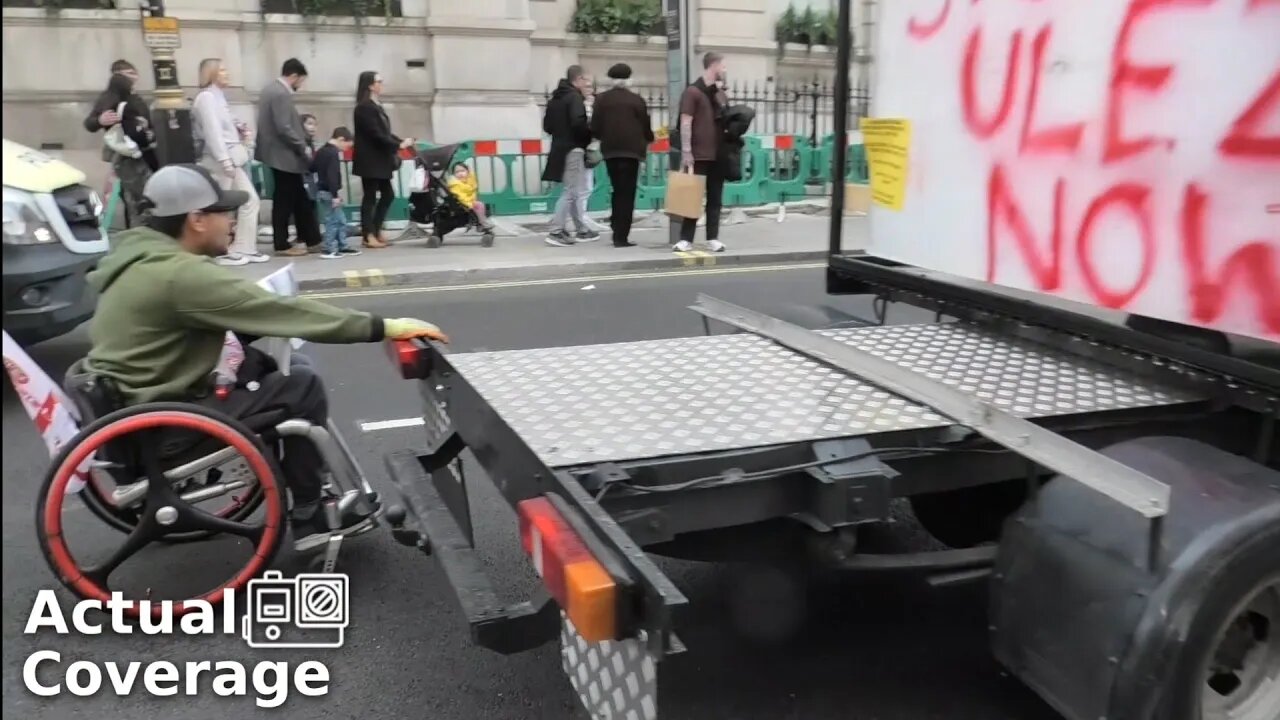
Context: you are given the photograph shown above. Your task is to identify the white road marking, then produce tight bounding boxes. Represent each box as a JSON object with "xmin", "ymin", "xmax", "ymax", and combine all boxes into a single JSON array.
[
  {"xmin": 359, "ymin": 417, "xmax": 426, "ymax": 432},
  {"xmin": 305, "ymin": 262, "xmax": 826, "ymax": 300}
]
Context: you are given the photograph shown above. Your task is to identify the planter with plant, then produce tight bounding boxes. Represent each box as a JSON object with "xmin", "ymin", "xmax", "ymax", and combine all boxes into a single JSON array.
[
  {"xmin": 775, "ymin": 4, "xmax": 841, "ymax": 56},
  {"xmin": 569, "ymin": 0, "xmax": 662, "ymax": 38}
]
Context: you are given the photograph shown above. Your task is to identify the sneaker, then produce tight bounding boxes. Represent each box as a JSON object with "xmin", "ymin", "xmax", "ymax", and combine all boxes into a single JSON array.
[
  {"xmin": 339, "ymin": 247, "xmax": 363, "ymax": 256},
  {"xmin": 708, "ymin": 240, "xmax": 727, "ymax": 253},
  {"xmin": 320, "ymin": 251, "xmax": 343, "ymax": 260},
  {"xmin": 576, "ymin": 230, "xmax": 601, "ymax": 242},
  {"xmin": 673, "ymin": 240, "xmax": 694, "ymax": 253},
  {"xmin": 546, "ymin": 230, "xmax": 573, "ymax": 248},
  {"xmin": 241, "ymin": 252, "xmax": 271, "ymax": 264},
  {"xmin": 216, "ymin": 253, "xmax": 250, "ymax": 267}
]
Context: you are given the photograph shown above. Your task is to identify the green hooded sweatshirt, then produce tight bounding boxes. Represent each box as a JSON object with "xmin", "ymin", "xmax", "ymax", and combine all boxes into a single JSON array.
[{"xmin": 85, "ymin": 227, "xmax": 385, "ymax": 405}]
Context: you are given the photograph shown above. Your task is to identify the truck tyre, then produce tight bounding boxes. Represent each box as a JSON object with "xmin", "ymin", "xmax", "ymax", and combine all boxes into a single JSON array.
[{"xmin": 1159, "ymin": 529, "xmax": 1280, "ymax": 720}]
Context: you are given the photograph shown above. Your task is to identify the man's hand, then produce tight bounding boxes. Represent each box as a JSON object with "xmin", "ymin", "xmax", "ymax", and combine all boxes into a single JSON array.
[
  {"xmin": 331, "ymin": 196, "xmax": 343, "ymax": 209},
  {"xmin": 220, "ymin": 159, "xmax": 237, "ymax": 178},
  {"xmin": 400, "ymin": 138, "xmax": 415, "ymax": 150},
  {"xmin": 385, "ymin": 318, "xmax": 449, "ymax": 344},
  {"xmin": 681, "ymin": 154, "xmax": 695, "ymax": 173},
  {"xmin": 98, "ymin": 110, "xmax": 121, "ymax": 128}
]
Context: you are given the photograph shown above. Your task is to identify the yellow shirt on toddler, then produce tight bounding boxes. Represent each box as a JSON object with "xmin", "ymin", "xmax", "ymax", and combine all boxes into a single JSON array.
[{"xmin": 446, "ymin": 175, "xmax": 478, "ymax": 208}]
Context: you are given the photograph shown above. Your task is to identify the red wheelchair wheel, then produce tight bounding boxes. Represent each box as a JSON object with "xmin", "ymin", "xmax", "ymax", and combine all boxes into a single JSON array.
[{"xmin": 36, "ymin": 403, "xmax": 287, "ymax": 617}]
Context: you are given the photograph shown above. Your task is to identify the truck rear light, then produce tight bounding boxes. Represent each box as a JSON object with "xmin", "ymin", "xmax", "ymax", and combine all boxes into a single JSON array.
[
  {"xmin": 518, "ymin": 497, "xmax": 617, "ymax": 642},
  {"xmin": 386, "ymin": 339, "xmax": 430, "ymax": 379}
]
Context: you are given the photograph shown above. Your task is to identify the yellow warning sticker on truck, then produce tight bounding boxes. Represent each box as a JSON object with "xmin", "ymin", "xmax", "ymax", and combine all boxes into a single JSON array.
[{"xmin": 859, "ymin": 118, "xmax": 911, "ymax": 211}]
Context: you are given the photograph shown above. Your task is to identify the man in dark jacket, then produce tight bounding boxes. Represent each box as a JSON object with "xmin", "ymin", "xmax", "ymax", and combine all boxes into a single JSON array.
[
  {"xmin": 676, "ymin": 52, "xmax": 730, "ymax": 254},
  {"xmin": 541, "ymin": 65, "xmax": 598, "ymax": 247},
  {"xmin": 255, "ymin": 58, "xmax": 319, "ymax": 256},
  {"xmin": 84, "ymin": 60, "xmax": 157, "ymax": 228},
  {"xmin": 84, "ymin": 164, "xmax": 449, "ymax": 545},
  {"xmin": 590, "ymin": 63, "xmax": 654, "ymax": 248}
]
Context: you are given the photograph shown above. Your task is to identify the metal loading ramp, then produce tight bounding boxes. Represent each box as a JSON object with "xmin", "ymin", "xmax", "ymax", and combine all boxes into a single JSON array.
[{"xmin": 444, "ymin": 321, "xmax": 1204, "ymax": 470}]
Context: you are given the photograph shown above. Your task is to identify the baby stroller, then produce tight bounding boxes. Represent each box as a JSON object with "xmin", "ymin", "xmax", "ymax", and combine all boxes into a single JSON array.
[{"xmin": 407, "ymin": 143, "xmax": 495, "ymax": 249}]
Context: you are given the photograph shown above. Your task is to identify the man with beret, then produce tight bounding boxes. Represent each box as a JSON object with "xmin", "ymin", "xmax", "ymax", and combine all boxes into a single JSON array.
[{"xmin": 590, "ymin": 63, "xmax": 655, "ymax": 248}]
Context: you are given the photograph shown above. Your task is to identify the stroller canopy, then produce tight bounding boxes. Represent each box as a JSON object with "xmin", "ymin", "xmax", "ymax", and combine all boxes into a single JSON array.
[{"xmin": 416, "ymin": 143, "xmax": 461, "ymax": 173}]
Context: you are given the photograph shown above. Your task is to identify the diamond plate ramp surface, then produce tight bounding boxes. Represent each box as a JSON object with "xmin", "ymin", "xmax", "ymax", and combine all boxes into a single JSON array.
[{"xmin": 448, "ymin": 323, "xmax": 1200, "ymax": 468}]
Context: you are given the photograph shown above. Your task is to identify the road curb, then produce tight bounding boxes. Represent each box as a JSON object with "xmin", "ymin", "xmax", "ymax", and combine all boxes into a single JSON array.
[{"xmin": 297, "ymin": 249, "xmax": 828, "ymax": 292}]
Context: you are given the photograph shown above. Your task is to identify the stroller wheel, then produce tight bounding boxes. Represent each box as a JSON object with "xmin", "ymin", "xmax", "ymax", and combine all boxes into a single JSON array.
[
  {"xmin": 481, "ymin": 232, "xmax": 495, "ymax": 248},
  {"xmin": 427, "ymin": 235, "xmax": 443, "ymax": 249}
]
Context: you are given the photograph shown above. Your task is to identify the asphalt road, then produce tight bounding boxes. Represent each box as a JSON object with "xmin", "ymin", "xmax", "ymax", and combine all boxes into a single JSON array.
[{"xmin": 2, "ymin": 265, "xmax": 1059, "ymax": 720}]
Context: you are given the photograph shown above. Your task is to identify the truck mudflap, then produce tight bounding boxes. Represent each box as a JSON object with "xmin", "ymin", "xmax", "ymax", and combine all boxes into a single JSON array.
[
  {"xmin": 991, "ymin": 436, "xmax": 1280, "ymax": 720},
  {"xmin": 561, "ymin": 612, "xmax": 659, "ymax": 720}
]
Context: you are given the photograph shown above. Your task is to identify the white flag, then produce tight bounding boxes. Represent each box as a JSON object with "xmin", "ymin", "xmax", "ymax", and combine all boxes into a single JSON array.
[
  {"xmin": 2, "ymin": 331, "xmax": 91, "ymax": 494},
  {"xmin": 216, "ymin": 263, "xmax": 303, "ymax": 380}
]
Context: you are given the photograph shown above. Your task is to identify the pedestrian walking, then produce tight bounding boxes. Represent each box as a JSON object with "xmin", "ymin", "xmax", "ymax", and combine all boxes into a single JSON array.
[
  {"xmin": 542, "ymin": 65, "xmax": 599, "ymax": 247},
  {"xmin": 192, "ymin": 58, "xmax": 268, "ymax": 266},
  {"xmin": 255, "ymin": 58, "xmax": 320, "ymax": 257},
  {"xmin": 591, "ymin": 63, "xmax": 654, "ymax": 248},
  {"xmin": 84, "ymin": 60, "xmax": 158, "ymax": 228},
  {"xmin": 675, "ymin": 52, "xmax": 730, "ymax": 254},
  {"xmin": 353, "ymin": 71, "xmax": 414, "ymax": 250},
  {"xmin": 313, "ymin": 127, "xmax": 361, "ymax": 259}
]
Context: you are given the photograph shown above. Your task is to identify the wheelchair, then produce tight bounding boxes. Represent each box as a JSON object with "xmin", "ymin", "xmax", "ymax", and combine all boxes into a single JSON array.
[{"xmin": 36, "ymin": 360, "xmax": 381, "ymax": 617}]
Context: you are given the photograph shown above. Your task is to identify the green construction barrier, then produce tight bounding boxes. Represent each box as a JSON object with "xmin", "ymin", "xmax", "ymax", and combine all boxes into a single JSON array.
[
  {"xmin": 815, "ymin": 134, "xmax": 869, "ymax": 185},
  {"xmin": 106, "ymin": 135, "xmax": 852, "ymax": 233}
]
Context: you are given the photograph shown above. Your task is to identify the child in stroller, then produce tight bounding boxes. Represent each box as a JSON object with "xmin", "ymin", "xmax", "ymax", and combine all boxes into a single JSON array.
[{"xmin": 407, "ymin": 144, "xmax": 495, "ymax": 249}]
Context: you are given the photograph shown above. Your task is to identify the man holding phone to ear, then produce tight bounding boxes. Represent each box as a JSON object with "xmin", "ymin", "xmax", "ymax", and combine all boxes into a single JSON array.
[{"xmin": 675, "ymin": 52, "xmax": 729, "ymax": 254}]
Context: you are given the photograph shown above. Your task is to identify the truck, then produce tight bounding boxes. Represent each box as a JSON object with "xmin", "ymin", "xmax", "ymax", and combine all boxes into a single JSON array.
[
  {"xmin": 381, "ymin": 1, "xmax": 1280, "ymax": 719},
  {"xmin": 2, "ymin": 139, "xmax": 109, "ymax": 345}
]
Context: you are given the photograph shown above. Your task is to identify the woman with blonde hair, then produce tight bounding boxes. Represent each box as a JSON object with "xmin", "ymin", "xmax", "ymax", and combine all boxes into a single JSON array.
[{"xmin": 191, "ymin": 57, "xmax": 267, "ymax": 265}]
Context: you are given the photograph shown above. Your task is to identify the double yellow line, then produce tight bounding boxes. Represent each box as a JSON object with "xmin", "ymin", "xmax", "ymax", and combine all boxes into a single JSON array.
[{"xmin": 342, "ymin": 269, "xmax": 387, "ymax": 288}]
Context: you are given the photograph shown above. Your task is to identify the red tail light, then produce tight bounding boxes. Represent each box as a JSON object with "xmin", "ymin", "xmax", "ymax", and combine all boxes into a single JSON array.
[
  {"xmin": 386, "ymin": 339, "xmax": 430, "ymax": 379},
  {"xmin": 518, "ymin": 497, "xmax": 618, "ymax": 642}
]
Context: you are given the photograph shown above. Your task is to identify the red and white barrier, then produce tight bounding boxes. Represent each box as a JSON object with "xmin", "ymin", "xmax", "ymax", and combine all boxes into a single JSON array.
[{"xmin": 472, "ymin": 139, "xmax": 551, "ymax": 157}]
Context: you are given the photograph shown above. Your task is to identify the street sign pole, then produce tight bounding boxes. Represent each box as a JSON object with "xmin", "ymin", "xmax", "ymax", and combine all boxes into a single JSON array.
[
  {"xmin": 664, "ymin": 0, "xmax": 692, "ymax": 247},
  {"xmin": 140, "ymin": 0, "xmax": 194, "ymax": 166}
]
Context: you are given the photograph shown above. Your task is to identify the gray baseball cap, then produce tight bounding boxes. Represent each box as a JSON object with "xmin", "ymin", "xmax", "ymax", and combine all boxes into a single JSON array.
[{"xmin": 142, "ymin": 164, "xmax": 250, "ymax": 217}]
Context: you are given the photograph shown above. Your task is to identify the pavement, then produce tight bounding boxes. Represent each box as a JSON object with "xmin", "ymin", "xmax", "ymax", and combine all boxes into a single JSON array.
[
  {"xmin": 241, "ymin": 205, "xmax": 861, "ymax": 291},
  {"xmin": 2, "ymin": 266, "xmax": 1058, "ymax": 720}
]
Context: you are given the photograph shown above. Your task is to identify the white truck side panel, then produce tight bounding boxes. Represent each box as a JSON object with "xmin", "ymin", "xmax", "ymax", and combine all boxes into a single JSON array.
[{"xmin": 867, "ymin": 0, "xmax": 1280, "ymax": 342}]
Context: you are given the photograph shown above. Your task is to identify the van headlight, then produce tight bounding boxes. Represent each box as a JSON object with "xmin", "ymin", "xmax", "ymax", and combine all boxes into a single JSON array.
[{"xmin": 3, "ymin": 187, "xmax": 56, "ymax": 245}]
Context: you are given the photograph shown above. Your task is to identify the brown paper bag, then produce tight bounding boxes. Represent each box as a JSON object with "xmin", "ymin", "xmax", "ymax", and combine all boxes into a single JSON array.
[
  {"xmin": 665, "ymin": 171, "xmax": 706, "ymax": 219},
  {"xmin": 844, "ymin": 183, "xmax": 871, "ymax": 215}
]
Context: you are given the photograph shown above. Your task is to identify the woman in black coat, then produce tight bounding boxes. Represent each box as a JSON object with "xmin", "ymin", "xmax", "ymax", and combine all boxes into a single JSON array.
[{"xmin": 352, "ymin": 71, "xmax": 412, "ymax": 248}]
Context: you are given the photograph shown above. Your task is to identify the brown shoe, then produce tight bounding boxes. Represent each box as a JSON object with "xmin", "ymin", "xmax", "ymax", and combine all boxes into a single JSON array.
[
  {"xmin": 276, "ymin": 246, "xmax": 307, "ymax": 257},
  {"xmin": 363, "ymin": 235, "xmax": 388, "ymax": 249}
]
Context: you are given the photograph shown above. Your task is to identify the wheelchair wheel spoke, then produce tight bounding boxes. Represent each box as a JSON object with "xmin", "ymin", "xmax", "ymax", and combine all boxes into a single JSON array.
[
  {"xmin": 82, "ymin": 524, "xmax": 155, "ymax": 588},
  {"xmin": 179, "ymin": 511, "xmax": 265, "ymax": 543}
]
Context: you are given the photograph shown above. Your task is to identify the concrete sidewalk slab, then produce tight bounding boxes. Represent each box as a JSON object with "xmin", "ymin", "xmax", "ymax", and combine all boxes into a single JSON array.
[{"xmin": 247, "ymin": 214, "xmax": 863, "ymax": 291}]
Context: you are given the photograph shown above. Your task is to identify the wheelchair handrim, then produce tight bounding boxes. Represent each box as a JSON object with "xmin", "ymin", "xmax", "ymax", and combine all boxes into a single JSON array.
[{"xmin": 41, "ymin": 410, "xmax": 283, "ymax": 618}]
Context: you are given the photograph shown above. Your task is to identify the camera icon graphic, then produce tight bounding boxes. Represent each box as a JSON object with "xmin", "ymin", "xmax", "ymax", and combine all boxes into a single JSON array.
[{"xmin": 241, "ymin": 570, "xmax": 348, "ymax": 649}]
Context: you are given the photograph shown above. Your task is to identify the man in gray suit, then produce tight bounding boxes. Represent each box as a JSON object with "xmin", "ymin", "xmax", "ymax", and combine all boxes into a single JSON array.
[{"xmin": 255, "ymin": 58, "xmax": 320, "ymax": 256}]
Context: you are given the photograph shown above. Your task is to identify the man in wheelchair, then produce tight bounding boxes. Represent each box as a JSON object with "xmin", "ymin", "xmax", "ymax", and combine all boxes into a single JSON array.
[{"xmin": 77, "ymin": 164, "xmax": 449, "ymax": 547}]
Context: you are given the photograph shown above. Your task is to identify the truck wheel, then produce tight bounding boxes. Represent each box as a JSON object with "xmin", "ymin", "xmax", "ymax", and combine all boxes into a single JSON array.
[
  {"xmin": 1163, "ymin": 531, "xmax": 1280, "ymax": 720},
  {"xmin": 909, "ymin": 479, "xmax": 1029, "ymax": 548}
]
